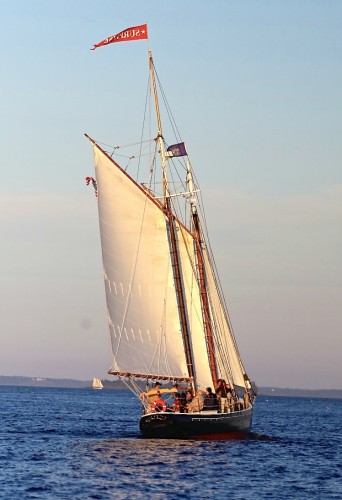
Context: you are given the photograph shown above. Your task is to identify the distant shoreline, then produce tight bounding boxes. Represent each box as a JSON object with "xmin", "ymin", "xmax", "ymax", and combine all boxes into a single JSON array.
[{"xmin": 0, "ymin": 375, "xmax": 341, "ymax": 399}]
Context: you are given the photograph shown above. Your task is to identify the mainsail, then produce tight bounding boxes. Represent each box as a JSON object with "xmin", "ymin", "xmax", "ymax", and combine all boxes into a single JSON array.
[{"xmin": 93, "ymin": 145, "xmax": 189, "ymax": 381}]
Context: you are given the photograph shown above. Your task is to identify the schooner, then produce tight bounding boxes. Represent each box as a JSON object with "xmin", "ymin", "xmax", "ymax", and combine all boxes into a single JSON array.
[{"xmin": 85, "ymin": 25, "xmax": 255, "ymax": 438}]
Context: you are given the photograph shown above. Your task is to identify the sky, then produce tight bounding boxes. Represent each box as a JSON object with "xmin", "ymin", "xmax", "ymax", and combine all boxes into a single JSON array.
[{"xmin": 1, "ymin": 1, "xmax": 341, "ymax": 389}]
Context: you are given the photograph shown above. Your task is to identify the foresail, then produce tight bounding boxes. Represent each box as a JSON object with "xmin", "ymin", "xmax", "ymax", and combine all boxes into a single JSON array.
[
  {"xmin": 202, "ymin": 248, "xmax": 251, "ymax": 389},
  {"xmin": 176, "ymin": 224, "xmax": 213, "ymax": 389},
  {"xmin": 93, "ymin": 145, "xmax": 189, "ymax": 380}
]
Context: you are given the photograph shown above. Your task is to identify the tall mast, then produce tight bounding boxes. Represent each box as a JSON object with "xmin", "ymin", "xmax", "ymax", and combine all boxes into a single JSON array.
[
  {"xmin": 149, "ymin": 51, "xmax": 196, "ymax": 391},
  {"xmin": 187, "ymin": 162, "xmax": 219, "ymax": 388},
  {"xmin": 149, "ymin": 51, "xmax": 169, "ymax": 201}
]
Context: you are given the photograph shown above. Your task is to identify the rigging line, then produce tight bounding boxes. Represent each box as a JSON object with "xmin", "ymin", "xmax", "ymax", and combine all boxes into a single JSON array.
[
  {"xmin": 175, "ymin": 225, "xmax": 213, "ymax": 388},
  {"xmin": 214, "ymin": 324, "xmax": 242, "ymax": 385},
  {"xmin": 149, "ymin": 143, "xmax": 160, "ymax": 193},
  {"xmin": 120, "ymin": 376, "xmax": 146, "ymax": 403},
  {"xmin": 110, "ymin": 150, "xmax": 154, "ymax": 161},
  {"xmin": 165, "ymin": 197, "xmax": 196, "ymax": 389},
  {"xmin": 135, "ymin": 70, "xmax": 151, "ymax": 182},
  {"xmin": 169, "ymin": 164, "xmax": 232, "ymax": 383},
  {"xmin": 154, "ymin": 67, "xmax": 182, "ymax": 142},
  {"xmin": 202, "ymin": 320, "xmax": 233, "ymax": 387},
  {"xmin": 177, "ymin": 224, "xmax": 201, "ymax": 292},
  {"xmin": 166, "ymin": 160, "xmax": 189, "ymax": 225},
  {"xmin": 180, "ymin": 239, "xmax": 207, "ymax": 372},
  {"xmin": 171, "ymin": 217, "xmax": 208, "ymax": 376},
  {"xmin": 113, "ymin": 167, "xmax": 155, "ymax": 364},
  {"xmin": 192, "ymin": 212, "xmax": 219, "ymax": 386},
  {"xmin": 203, "ymin": 235, "xmax": 243, "ymax": 359},
  {"xmin": 203, "ymin": 261, "xmax": 245, "ymax": 386},
  {"xmin": 160, "ymin": 223, "xmax": 191, "ymax": 379},
  {"xmin": 124, "ymin": 158, "xmax": 133, "ymax": 171},
  {"xmin": 106, "ymin": 75, "xmax": 152, "ymax": 177},
  {"xmin": 202, "ymin": 242, "xmax": 243, "ymax": 366},
  {"xmin": 159, "ymin": 258, "xmax": 177, "ymax": 378},
  {"xmin": 189, "ymin": 171, "xmax": 208, "ymax": 230},
  {"xmin": 142, "ymin": 221, "xmax": 178, "ymax": 375},
  {"xmin": 147, "ymin": 326, "xmax": 163, "ymax": 378},
  {"xmin": 210, "ymin": 317, "xmax": 235, "ymax": 384},
  {"xmin": 142, "ymin": 144, "xmax": 160, "ymax": 199},
  {"xmin": 191, "ymin": 182, "xmax": 243, "ymax": 359},
  {"xmin": 97, "ymin": 138, "xmax": 154, "ymax": 151}
]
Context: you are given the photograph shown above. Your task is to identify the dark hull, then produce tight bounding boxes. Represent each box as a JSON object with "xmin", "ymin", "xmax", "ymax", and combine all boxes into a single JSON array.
[{"xmin": 140, "ymin": 408, "xmax": 253, "ymax": 440}]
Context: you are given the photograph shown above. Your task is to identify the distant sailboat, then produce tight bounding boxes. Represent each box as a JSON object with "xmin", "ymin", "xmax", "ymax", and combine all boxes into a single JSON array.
[
  {"xmin": 85, "ymin": 24, "xmax": 255, "ymax": 438},
  {"xmin": 92, "ymin": 377, "xmax": 103, "ymax": 390}
]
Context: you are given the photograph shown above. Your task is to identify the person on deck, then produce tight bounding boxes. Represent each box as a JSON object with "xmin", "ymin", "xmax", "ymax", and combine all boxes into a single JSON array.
[
  {"xmin": 140, "ymin": 381, "xmax": 177, "ymax": 412},
  {"xmin": 225, "ymin": 383, "xmax": 234, "ymax": 412},
  {"xmin": 243, "ymin": 391, "xmax": 250, "ymax": 409},
  {"xmin": 146, "ymin": 381, "xmax": 162, "ymax": 409},
  {"xmin": 180, "ymin": 392, "xmax": 187, "ymax": 411},
  {"xmin": 215, "ymin": 379, "xmax": 228, "ymax": 413},
  {"xmin": 187, "ymin": 390, "xmax": 204, "ymax": 413},
  {"xmin": 185, "ymin": 389, "xmax": 193, "ymax": 404},
  {"xmin": 171, "ymin": 392, "xmax": 183, "ymax": 413},
  {"xmin": 203, "ymin": 387, "xmax": 219, "ymax": 411},
  {"xmin": 152, "ymin": 392, "xmax": 167, "ymax": 412}
]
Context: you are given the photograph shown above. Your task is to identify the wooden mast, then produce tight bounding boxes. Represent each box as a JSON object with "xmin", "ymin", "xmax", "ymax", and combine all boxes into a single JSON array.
[
  {"xmin": 149, "ymin": 51, "xmax": 196, "ymax": 392},
  {"xmin": 186, "ymin": 162, "xmax": 219, "ymax": 388}
]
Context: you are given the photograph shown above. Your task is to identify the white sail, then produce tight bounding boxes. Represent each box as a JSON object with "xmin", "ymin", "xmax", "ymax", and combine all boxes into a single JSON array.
[
  {"xmin": 175, "ymin": 223, "xmax": 213, "ymax": 388},
  {"xmin": 93, "ymin": 146, "xmax": 189, "ymax": 380},
  {"xmin": 92, "ymin": 377, "xmax": 103, "ymax": 389},
  {"xmin": 202, "ymin": 248, "xmax": 250, "ymax": 389}
]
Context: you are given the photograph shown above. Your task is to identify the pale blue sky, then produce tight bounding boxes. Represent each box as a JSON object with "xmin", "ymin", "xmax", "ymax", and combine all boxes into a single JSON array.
[{"xmin": 1, "ymin": 1, "xmax": 341, "ymax": 389}]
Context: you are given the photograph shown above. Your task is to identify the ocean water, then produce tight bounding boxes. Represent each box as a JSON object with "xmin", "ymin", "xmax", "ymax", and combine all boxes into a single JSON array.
[{"xmin": 0, "ymin": 387, "xmax": 341, "ymax": 499}]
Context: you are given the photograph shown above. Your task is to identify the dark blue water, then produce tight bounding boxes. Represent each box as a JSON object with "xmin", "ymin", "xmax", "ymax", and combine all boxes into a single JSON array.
[{"xmin": 0, "ymin": 387, "xmax": 341, "ymax": 499}]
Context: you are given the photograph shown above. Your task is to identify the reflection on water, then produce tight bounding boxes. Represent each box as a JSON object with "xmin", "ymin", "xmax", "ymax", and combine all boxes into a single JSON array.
[{"xmin": 82, "ymin": 438, "xmax": 238, "ymax": 496}]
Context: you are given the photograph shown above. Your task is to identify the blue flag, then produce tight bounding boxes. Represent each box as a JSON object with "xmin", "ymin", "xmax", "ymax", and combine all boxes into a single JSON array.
[{"xmin": 166, "ymin": 142, "xmax": 187, "ymax": 157}]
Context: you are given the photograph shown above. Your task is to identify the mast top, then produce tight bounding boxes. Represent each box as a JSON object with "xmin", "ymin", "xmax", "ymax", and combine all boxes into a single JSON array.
[{"xmin": 149, "ymin": 49, "xmax": 170, "ymax": 201}]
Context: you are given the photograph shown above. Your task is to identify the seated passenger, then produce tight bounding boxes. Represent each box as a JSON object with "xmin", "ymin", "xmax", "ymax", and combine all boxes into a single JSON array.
[
  {"xmin": 171, "ymin": 392, "xmax": 183, "ymax": 413},
  {"xmin": 203, "ymin": 387, "xmax": 219, "ymax": 411},
  {"xmin": 152, "ymin": 392, "xmax": 167, "ymax": 412},
  {"xmin": 180, "ymin": 392, "xmax": 187, "ymax": 411},
  {"xmin": 187, "ymin": 390, "xmax": 204, "ymax": 413},
  {"xmin": 185, "ymin": 389, "xmax": 193, "ymax": 404}
]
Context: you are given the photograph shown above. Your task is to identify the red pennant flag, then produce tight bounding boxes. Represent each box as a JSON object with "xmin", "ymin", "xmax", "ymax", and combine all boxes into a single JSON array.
[{"xmin": 91, "ymin": 24, "xmax": 148, "ymax": 50}]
